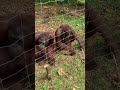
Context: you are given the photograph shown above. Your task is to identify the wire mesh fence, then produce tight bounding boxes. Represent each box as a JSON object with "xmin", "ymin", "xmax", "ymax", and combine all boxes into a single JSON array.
[
  {"xmin": 85, "ymin": 4, "xmax": 120, "ymax": 89},
  {"xmin": 34, "ymin": 1, "xmax": 120, "ymax": 89},
  {"xmin": 36, "ymin": 0, "xmax": 120, "ymax": 89},
  {"xmin": 35, "ymin": 0, "xmax": 85, "ymax": 90},
  {"xmin": 0, "ymin": 14, "xmax": 35, "ymax": 90},
  {"xmin": 0, "ymin": 0, "xmax": 85, "ymax": 89},
  {"xmin": 0, "ymin": 0, "xmax": 120, "ymax": 90}
]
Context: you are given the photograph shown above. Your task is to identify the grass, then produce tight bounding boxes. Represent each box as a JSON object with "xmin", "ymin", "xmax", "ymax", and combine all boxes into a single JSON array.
[
  {"xmin": 35, "ymin": 2, "xmax": 85, "ymax": 90},
  {"xmin": 38, "ymin": 58, "xmax": 85, "ymax": 90}
]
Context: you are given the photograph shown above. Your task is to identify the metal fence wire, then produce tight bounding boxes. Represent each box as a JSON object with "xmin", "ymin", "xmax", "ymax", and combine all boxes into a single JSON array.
[
  {"xmin": 0, "ymin": 0, "xmax": 120, "ymax": 90},
  {"xmin": 35, "ymin": 0, "xmax": 85, "ymax": 90},
  {"xmin": 0, "ymin": 0, "xmax": 85, "ymax": 89},
  {"xmin": 85, "ymin": 4, "xmax": 120, "ymax": 89},
  {"xmin": 0, "ymin": 14, "xmax": 35, "ymax": 90}
]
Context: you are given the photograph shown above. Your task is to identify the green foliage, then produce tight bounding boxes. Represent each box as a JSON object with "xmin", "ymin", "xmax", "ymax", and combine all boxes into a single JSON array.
[{"xmin": 35, "ymin": 0, "xmax": 85, "ymax": 4}]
